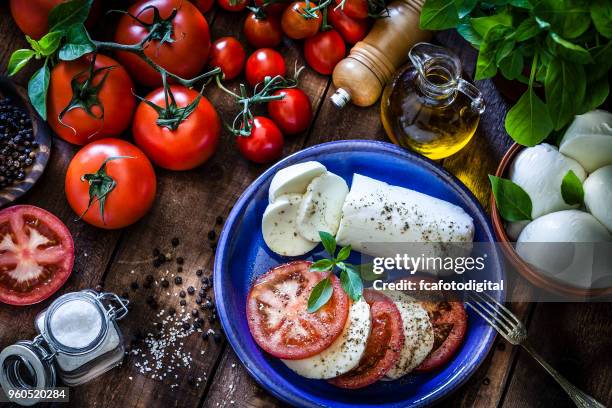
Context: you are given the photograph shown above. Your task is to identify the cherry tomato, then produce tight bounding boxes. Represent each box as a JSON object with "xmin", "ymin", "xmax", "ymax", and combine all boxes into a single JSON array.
[
  {"xmin": 208, "ymin": 37, "xmax": 246, "ymax": 80},
  {"xmin": 236, "ymin": 117, "xmax": 284, "ymax": 163},
  {"xmin": 255, "ymin": 0, "xmax": 289, "ymax": 15},
  {"xmin": 335, "ymin": 0, "xmax": 368, "ymax": 19},
  {"xmin": 329, "ymin": 289, "xmax": 404, "ymax": 389},
  {"xmin": 65, "ymin": 139, "xmax": 157, "ymax": 229},
  {"xmin": 47, "ymin": 54, "xmax": 136, "ymax": 146},
  {"xmin": 114, "ymin": 0, "xmax": 211, "ymax": 87},
  {"xmin": 281, "ymin": 2, "xmax": 322, "ymax": 39},
  {"xmin": 0, "ymin": 205, "xmax": 74, "ymax": 306},
  {"xmin": 243, "ymin": 12, "xmax": 283, "ymax": 48},
  {"xmin": 194, "ymin": 0, "xmax": 214, "ymax": 13},
  {"xmin": 245, "ymin": 49, "xmax": 287, "ymax": 88},
  {"xmin": 217, "ymin": 0, "xmax": 248, "ymax": 11},
  {"xmin": 268, "ymin": 88, "xmax": 312, "ymax": 135},
  {"xmin": 304, "ymin": 29, "xmax": 346, "ymax": 75},
  {"xmin": 328, "ymin": 5, "xmax": 369, "ymax": 44},
  {"xmin": 246, "ymin": 261, "xmax": 349, "ymax": 359}
]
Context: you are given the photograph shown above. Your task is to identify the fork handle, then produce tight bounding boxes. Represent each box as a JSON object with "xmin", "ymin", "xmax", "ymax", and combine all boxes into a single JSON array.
[{"xmin": 522, "ymin": 343, "xmax": 605, "ymax": 408}]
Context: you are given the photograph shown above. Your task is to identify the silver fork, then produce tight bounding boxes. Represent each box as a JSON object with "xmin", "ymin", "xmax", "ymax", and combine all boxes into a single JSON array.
[{"xmin": 466, "ymin": 291, "xmax": 606, "ymax": 408}]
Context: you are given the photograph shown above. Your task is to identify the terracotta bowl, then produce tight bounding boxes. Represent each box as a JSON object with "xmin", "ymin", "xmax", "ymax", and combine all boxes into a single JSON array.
[{"xmin": 491, "ymin": 143, "xmax": 612, "ymax": 299}]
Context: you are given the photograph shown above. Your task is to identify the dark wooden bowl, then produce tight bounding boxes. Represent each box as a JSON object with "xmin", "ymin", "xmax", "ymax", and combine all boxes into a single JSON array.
[
  {"xmin": 0, "ymin": 76, "xmax": 52, "ymax": 208},
  {"xmin": 491, "ymin": 143, "xmax": 612, "ymax": 298}
]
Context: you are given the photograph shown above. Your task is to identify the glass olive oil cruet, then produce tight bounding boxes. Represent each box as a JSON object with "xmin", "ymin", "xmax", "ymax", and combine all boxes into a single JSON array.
[{"xmin": 381, "ymin": 43, "xmax": 485, "ymax": 160}]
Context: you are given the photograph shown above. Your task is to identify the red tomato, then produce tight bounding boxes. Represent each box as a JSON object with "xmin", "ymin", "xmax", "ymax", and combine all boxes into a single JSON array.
[
  {"xmin": 245, "ymin": 49, "xmax": 287, "ymax": 88},
  {"xmin": 0, "ymin": 205, "xmax": 74, "ymax": 306},
  {"xmin": 133, "ymin": 86, "xmax": 220, "ymax": 170},
  {"xmin": 414, "ymin": 300, "xmax": 467, "ymax": 372},
  {"xmin": 217, "ymin": 0, "xmax": 248, "ymax": 11},
  {"xmin": 328, "ymin": 6, "xmax": 369, "ymax": 44},
  {"xmin": 114, "ymin": 0, "xmax": 211, "ymax": 87},
  {"xmin": 194, "ymin": 0, "xmax": 214, "ymax": 13},
  {"xmin": 304, "ymin": 30, "xmax": 346, "ymax": 75},
  {"xmin": 268, "ymin": 88, "xmax": 312, "ymax": 135},
  {"xmin": 335, "ymin": 0, "xmax": 368, "ymax": 19},
  {"xmin": 243, "ymin": 12, "xmax": 283, "ymax": 48},
  {"xmin": 329, "ymin": 289, "xmax": 404, "ymax": 389},
  {"xmin": 47, "ymin": 54, "xmax": 136, "ymax": 146},
  {"xmin": 65, "ymin": 139, "xmax": 157, "ymax": 229},
  {"xmin": 208, "ymin": 37, "xmax": 246, "ymax": 80},
  {"xmin": 236, "ymin": 117, "xmax": 284, "ymax": 163},
  {"xmin": 281, "ymin": 2, "xmax": 322, "ymax": 39},
  {"xmin": 255, "ymin": 0, "xmax": 289, "ymax": 15},
  {"xmin": 246, "ymin": 261, "xmax": 349, "ymax": 359}
]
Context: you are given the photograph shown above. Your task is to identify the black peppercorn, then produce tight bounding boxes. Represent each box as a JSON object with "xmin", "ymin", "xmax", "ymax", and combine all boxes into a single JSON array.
[{"xmin": 171, "ymin": 237, "xmax": 179, "ymax": 247}]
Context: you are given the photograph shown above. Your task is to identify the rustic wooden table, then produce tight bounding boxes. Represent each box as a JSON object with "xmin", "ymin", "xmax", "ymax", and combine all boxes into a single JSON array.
[{"xmin": 1, "ymin": 3, "xmax": 611, "ymax": 408}]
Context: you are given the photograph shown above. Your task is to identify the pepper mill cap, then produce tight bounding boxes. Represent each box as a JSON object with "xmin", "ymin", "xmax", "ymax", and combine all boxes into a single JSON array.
[{"xmin": 330, "ymin": 88, "xmax": 351, "ymax": 108}]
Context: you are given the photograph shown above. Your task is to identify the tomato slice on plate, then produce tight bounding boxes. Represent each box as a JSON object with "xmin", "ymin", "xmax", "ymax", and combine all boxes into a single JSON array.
[
  {"xmin": 246, "ymin": 261, "xmax": 349, "ymax": 360},
  {"xmin": 0, "ymin": 205, "xmax": 74, "ymax": 306},
  {"xmin": 329, "ymin": 289, "xmax": 405, "ymax": 389},
  {"xmin": 414, "ymin": 300, "xmax": 467, "ymax": 372}
]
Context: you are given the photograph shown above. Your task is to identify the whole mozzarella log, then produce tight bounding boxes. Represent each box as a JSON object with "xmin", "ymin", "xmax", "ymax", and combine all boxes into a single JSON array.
[{"xmin": 282, "ymin": 299, "xmax": 371, "ymax": 379}]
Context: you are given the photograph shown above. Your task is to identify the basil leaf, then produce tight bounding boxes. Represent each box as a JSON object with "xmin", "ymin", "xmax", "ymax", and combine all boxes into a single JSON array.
[
  {"xmin": 561, "ymin": 170, "xmax": 584, "ymax": 206},
  {"xmin": 495, "ymin": 39, "xmax": 515, "ymax": 64},
  {"xmin": 49, "ymin": 0, "xmax": 93, "ymax": 32},
  {"xmin": 549, "ymin": 33, "xmax": 593, "ymax": 64},
  {"xmin": 7, "ymin": 49, "xmax": 35, "ymax": 76},
  {"xmin": 509, "ymin": 0, "xmax": 533, "ymax": 10},
  {"xmin": 319, "ymin": 231, "xmax": 336, "ymax": 256},
  {"xmin": 514, "ymin": 17, "xmax": 540, "ymax": 42},
  {"xmin": 545, "ymin": 59, "xmax": 586, "ymax": 130},
  {"xmin": 37, "ymin": 31, "xmax": 63, "ymax": 56},
  {"xmin": 499, "ymin": 50, "xmax": 523, "ymax": 80},
  {"xmin": 28, "ymin": 64, "xmax": 51, "ymax": 119},
  {"xmin": 581, "ymin": 76, "xmax": 609, "ymax": 113},
  {"xmin": 307, "ymin": 277, "xmax": 333, "ymax": 313},
  {"xmin": 458, "ymin": 0, "xmax": 477, "ymax": 18},
  {"xmin": 489, "ymin": 175, "xmax": 533, "ymax": 222},
  {"xmin": 419, "ymin": 0, "xmax": 459, "ymax": 30},
  {"xmin": 505, "ymin": 87, "xmax": 553, "ymax": 146},
  {"xmin": 475, "ymin": 26, "xmax": 508, "ymax": 80},
  {"xmin": 534, "ymin": 0, "xmax": 590, "ymax": 39},
  {"xmin": 591, "ymin": 0, "xmax": 612, "ymax": 39},
  {"xmin": 336, "ymin": 245, "xmax": 351, "ymax": 261},
  {"xmin": 310, "ymin": 259, "xmax": 334, "ymax": 272},
  {"xmin": 457, "ymin": 21, "xmax": 482, "ymax": 47},
  {"xmin": 59, "ymin": 24, "xmax": 95, "ymax": 61},
  {"xmin": 588, "ymin": 44, "xmax": 612, "ymax": 81},
  {"xmin": 26, "ymin": 36, "xmax": 44, "ymax": 55},
  {"xmin": 470, "ymin": 12, "xmax": 512, "ymax": 38},
  {"xmin": 340, "ymin": 268, "xmax": 363, "ymax": 301}
]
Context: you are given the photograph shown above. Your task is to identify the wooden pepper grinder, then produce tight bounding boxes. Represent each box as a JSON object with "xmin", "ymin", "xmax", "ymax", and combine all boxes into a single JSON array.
[{"xmin": 330, "ymin": 0, "xmax": 431, "ymax": 108}]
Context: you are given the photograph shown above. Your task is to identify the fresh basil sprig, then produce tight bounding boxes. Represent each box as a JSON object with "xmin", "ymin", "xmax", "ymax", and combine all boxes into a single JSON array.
[{"xmin": 307, "ymin": 232, "xmax": 364, "ymax": 313}]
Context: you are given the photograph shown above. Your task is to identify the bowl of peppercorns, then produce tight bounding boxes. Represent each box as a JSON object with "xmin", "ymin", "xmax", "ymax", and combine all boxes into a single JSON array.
[{"xmin": 0, "ymin": 76, "xmax": 51, "ymax": 207}]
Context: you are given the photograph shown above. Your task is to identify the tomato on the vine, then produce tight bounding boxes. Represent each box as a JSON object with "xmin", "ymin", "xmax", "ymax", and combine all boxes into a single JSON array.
[
  {"xmin": 114, "ymin": 0, "xmax": 211, "ymax": 87},
  {"xmin": 217, "ymin": 0, "xmax": 248, "ymax": 12},
  {"xmin": 304, "ymin": 30, "xmax": 346, "ymax": 75},
  {"xmin": 236, "ymin": 117, "xmax": 284, "ymax": 163},
  {"xmin": 244, "ymin": 12, "xmax": 283, "ymax": 48},
  {"xmin": 47, "ymin": 54, "xmax": 136, "ymax": 146},
  {"xmin": 245, "ymin": 49, "xmax": 287, "ymax": 87},
  {"xmin": 208, "ymin": 37, "xmax": 246, "ymax": 80},
  {"xmin": 194, "ymin": 0, "xmax": 214, "ymax": 13},
  {"xmin": 133, "ymin": 86, "xmax": 220, "ymax": 171},
  {"xmin": 65, "ymin": 139, "xmax": 157, "ymax": 229},
  {"xmin": 335, "ymin": 0, "xmax": 368, "ymax": 19},
  {"xmin": 281, "ymin": 2, "xmax": 322, "ymax": 39},
  {"xmin": 268, "ymin": 88, "xmax": 312, "ymax": 135},
  {"xmin": 328, "ymin": 5, "xmax": 369, "ymax": 44}
]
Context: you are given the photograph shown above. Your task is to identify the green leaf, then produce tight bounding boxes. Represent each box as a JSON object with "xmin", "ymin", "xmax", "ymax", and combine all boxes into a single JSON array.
[
  {"xmin": 588, "ymin": 44, "xmax": 612, "ymax": 81},
  {"xmin": 499, "ymin": 50, "xmax": 523, "ymax": 80},
  {"xmin": 336, "ymin": 245, "xmax": 351, "ymax": 261},
  {"xmin": 470, "ymin": 12, "xmax": 512, "ymax": 38},
  {"xmin": 591, "ymin": 0, "xmax": 612, "ymax": 39},
  {"xmin": 581, "ymin": 76, "xmax": 609, "ymax": 113},
  {"xmin": 549, "ymin": 33, "xmax": 593, "ymax": 64},
  {"xmin": 7, "ymin": 49, "xmax": 35, "ymax": 76},
  {"xmin": 457, "ymin": 0, "xmax": 477, "ymax": 18},
  {"xmin": 495, "ymin": 39, "xmax": 515, "ymax": 64},
  {"xmin": 489, "ymin": 175, "xmax": 533, "ymax": 222},
  {"xmin": 310, "ymin": 259, "xmax": 334, "ymax": 272},
  {"xmin": 25, "ymin": 36, "xmax": 44, "ymax": 55},
  {"xmin": 49, "ymin": 0, "xmax": 93, "ymax": 32},
  {"xmin": 307, "ymin": 277, "xmax": 333, "ymax": 313},
  {"xmin": 457, "ymin": 21, "xmax": 482, "ymax": 47},
  {"xmin": 28, "ymin": 64, "xmax": 51, "ymax": 119},
  {"xmin": 509, "ymin": 0, "xmax": 532, "ymax": 9},
  {"xmin": 36, "ymin": 31, "xmax": 63, "ymax": 56},
  {"xmin": 545, "ymin": 59, "xmax": 586, "ymax": 130},
  {"xmin": 59, "ymin": 24, "xmax": 95, "ymax": 61},
  {"xmin": 475, "ymin": 25, "xmax": 509, "ymax": 80},
  {"xmin": 534, "ymin": 0, "xmax": 591, "ymax": 39},
  {"xmin": 514, "ymin": 17, "xmax": 541, "ymax": 42},
  {"xmin": 560, "ymin": 170, "xmax": 584, "ymax": 205},
  {"xmin": 319, "ymin": 231, "xmax": 336, "ymax": 256},
  {"xmin": 419, "ymin": 0, "xmax": 459, "ymax": 30},
  {"xmin": 505, "ymin": 87, "xmax": 553, "ymax": 146},
  {"xmin": 339, "ymin": 268, "xmax": 363, "ymax": 301}
]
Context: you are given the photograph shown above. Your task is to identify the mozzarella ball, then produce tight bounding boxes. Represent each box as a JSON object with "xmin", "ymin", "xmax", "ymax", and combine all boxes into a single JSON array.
[
  {"xmin": 584, "ymin": 165, "xmax": 612, "ymax": 232},
  {"xmin": 559, "ymin": 110, "xmax": 612, "ymax": 173}
]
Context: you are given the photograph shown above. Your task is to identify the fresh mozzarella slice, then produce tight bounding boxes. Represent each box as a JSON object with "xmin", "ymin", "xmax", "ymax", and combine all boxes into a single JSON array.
[
  {"xmin": 268, "ymin": 161, "xmax": 327, "ymax": 203},
  {"xmin": 282, "ymin": 299, "xmax": 371, "ymax": 379},
  {"xmin": 296, "ymin": 172, "xmax": 349, "ymax": 242},
  {"xmin": 382, "ymin": 291, "xmax": 433, "ymax": 379},
  {"xmin": 262, "ymin": 194, "xmax": 318, "ymax": 256}
]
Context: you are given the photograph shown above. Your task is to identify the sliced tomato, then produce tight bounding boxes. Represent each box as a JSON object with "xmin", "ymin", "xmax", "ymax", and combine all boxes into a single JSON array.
[
  {"xmin": 329, "ymin": 289, "xmax": 404, "ymax": 389},
  {"xmin": 0, "ymin": 205, "xmax": 74, "ymax": 306},
  {"xmin": 414, "ymin": 300, "xmax": 467, "ymax": 372},
  {"xmin": 246, "ymin": 261, "xmax": 349, "ymax": 360}
]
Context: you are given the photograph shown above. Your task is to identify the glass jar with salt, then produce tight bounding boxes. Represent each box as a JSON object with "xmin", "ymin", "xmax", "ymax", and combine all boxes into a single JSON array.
[{"xmin": 0, "ymin": 290, "xmax": 129, "ymax": 406}]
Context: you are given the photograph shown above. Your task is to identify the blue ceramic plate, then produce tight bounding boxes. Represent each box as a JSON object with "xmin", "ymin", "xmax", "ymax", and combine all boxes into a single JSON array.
[{"xmin": 214, "ymin": 140, "xmax": 503, "ymax": 408}]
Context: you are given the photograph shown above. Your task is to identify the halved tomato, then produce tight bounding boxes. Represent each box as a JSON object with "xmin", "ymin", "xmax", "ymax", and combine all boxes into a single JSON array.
[
  {"xmin": 329, "ymin": 289, "xmax": 404, "ymax": 389},
  {"xmin": 246, "ymin": 261, "xmax": 349, "ymax": 360},
  {"xmin": 0, "ymin": 205, "xmax": 74, "ymax": 306},
  {"xmin": 414, "ymin": 300, "xmax": 467, "ymax": 372}
]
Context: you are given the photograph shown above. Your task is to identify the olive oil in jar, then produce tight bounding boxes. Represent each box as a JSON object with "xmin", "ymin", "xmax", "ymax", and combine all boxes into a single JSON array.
[{"xmin": 381, "ymin": 43, "xmax": 485, "ymax": 160}]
